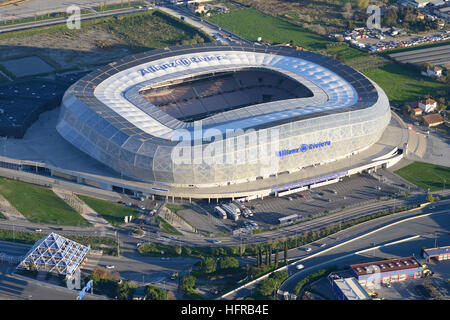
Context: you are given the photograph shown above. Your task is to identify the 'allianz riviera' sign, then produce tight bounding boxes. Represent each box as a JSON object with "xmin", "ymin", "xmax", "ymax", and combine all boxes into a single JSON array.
[
  {"xmin": 277, "ymin": 141, "xmax": 331, "ymax": 157},
  {"xmin": 138, "ymin": 55, "xmax": 228, "ymax": 76}
]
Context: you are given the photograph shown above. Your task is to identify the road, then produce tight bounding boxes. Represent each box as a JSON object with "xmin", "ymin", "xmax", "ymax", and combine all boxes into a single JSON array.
[
  {"xmin": 221, "ymin": 201, "xmax": 450, "ymax": 299},
  {"xmin": 0, "ymin": 0, "xmax": 133, "ymax": 20},
  {"xmin": 0, "ymin": 5, "xmax": 151, "ymax": 34},
  {"xmin": 0, "ymin": 264, "xmax": 105, "ymax": 300},
  {"xmin": 0, "ymin": 191, "xmax": 444, "ymax": 251}
]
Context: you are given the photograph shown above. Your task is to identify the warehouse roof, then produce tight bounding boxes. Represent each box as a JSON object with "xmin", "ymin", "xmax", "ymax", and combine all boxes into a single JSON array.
[
  {"xmin": 423, "ymin": 246, "xmax": 450, "ymax": 257},
  {"xmin": 350, "ymin": 256, "xmax": 422, "ymax": 276},
  {"xmin": 333, "ymin": 277, "xmax": 371, "ymax": 300}
]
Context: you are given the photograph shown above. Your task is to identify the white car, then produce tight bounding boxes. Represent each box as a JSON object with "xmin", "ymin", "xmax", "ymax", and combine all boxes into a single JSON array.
[
  {"xmin": 320, "ymin": 243, "xmax": 326, "ymax": 248},
  {"xmin": 106, "ymin": 265, "xmax": 115, "ymax": 269},
  {"xmin": 35, "ymin": 228, "xmax": 42, "ymax": 232},
  {"xmin": 305, "ymin": 247, "xmax": 312, "ymax": 252},
  {"xmin": 296, "ymin": 264, "xmax": 305, "ymax": 270}
]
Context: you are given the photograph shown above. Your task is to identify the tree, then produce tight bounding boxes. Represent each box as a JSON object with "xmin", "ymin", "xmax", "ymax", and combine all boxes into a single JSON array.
[
  {"xmin": 258, "ymin": 278, "xmax": 278, "ymax": 296},
  {"xmin": 268, "ymin": 244, "xmax": 272, "ymax": 266},
  {"xmin": 274, "ymin": 248, "xmax": 279, "ymax": 268},
  {"xmin": 284, "ymin": 241, "xmax": 288, "ymax": 263},
  {"xmin": 179, "ymin": 275, "xmax": 196, "ymax": 292},
  {"xmin": 342, "ymin": 2, "xmax": 353, "ymax": 19},
  {"xmin": 118, "ymin": 281, "xmax": 137, "ymax": 300},
  {"xmin": 202, "ymin": 257, "xmax": 217, "ymax": 274},
  {"xmin": 258, "ymin": 271, "xmax": 289, "ymax": 296},
  {"xmin": 356, "ymin": 0, "xmax": 369, "ymax": 10},
  {"xmin": 256, "ymin": 250, "xmax": 261, "ymax": 267},
  {"xmin": 219, "ymin": 256, "xmax": 239, "ymax": 270},
  {"xmin": 145, "ymin": 284, "xmax": 168, "ymax": 300}
]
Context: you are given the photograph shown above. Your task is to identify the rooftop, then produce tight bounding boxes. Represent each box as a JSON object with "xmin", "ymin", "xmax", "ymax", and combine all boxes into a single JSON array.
[
  {"xmin": 333, "ymin": 277, "xmax": 371, "ymax": 300},
  {"xmin": 423, "ymin": 246, "xmax": 450, "ymax": 257},
  {"xmin": 422, "ymin": 113, "xmax": 444, "ymax": 125},
  {"xmin": 16, "ymin": 233, "xmax": 90, "ymax": 276},
  {"xmin": 350, "ymin": 256, "xmax": 422, "ymax": 276}
]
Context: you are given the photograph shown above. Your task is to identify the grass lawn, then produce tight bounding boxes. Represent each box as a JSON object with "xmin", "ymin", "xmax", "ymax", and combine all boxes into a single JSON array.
[
  {"xmin": 78, "ymin": 195, "xmax": 138, "ymax": 226},
  {"xmin": 165, "ymin": 204, "xmax": 189, "ymax": 213},
  {"xmin": 209, "ymin": 8, "xmax": 331, "ymax": 50},
  {"xmin": 394, "ymin": 162, "xmax": 450, "ymax": 192},
  {"xmin": 157, "ymin": 216, "xmax": 183, "ymax": 236},
  {"xmin": 209, "ymin": 9, "xmax": 367, "ymax": 60},
  {"xmin": 363, "ymin": 63, "xmax": 448, "ymax": 105},
  {"xmin": 0, "ymin": 178, "xmax": 89, "ymax": 226}
]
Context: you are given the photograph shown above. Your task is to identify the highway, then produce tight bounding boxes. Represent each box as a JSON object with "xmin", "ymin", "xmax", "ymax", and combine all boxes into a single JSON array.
[{"xmin": 0, "ymin": 5, "xmax": 151, "ymax": 34}]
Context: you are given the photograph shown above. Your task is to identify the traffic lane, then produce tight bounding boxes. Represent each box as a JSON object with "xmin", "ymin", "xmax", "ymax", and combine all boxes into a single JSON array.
[
  {"xmin": 0, "ymin": 264, "xmax": 103, "ymax": 300},
  {"xmin": 285, "ymin": 206, "xmax": 450, "ymax": 260},
  {"xmin": 286, "ymin": 210, "xmax": 450, "ymax": 263},
  {"xmin": 95, "ymin": 254, "xmax": 200, "ymax": 283},
  {"xmin": 0, "ymin": 240, "xmax": 31, "ymax": 257}
]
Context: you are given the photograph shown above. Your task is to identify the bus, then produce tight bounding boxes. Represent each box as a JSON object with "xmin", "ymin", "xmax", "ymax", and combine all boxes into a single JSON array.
[
  {"xmin": 221, "ymin": 204, "xmax": 239, "ymax": 221},
  {"xmin": 214, "ymin": 206, "xmax": 227, "ymax": 219}
]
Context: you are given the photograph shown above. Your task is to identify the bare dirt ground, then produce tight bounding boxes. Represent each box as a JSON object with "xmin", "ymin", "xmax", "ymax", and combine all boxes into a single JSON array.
[{"xmin": 0, "ymin": 29, "xmax": 132, "ymax": 72}]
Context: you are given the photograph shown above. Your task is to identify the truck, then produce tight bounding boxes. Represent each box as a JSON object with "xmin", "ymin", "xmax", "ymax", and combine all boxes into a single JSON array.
[
  {"xmin": 229, "ymin": 202, "xmax": 241, "ymax": 215},
  {"xmin": 214, "ymin": 206, "xmax": 227, "ymax": 219},
  {"xmin": 221, "ymin": 203, "xmax": 239, "ymax": 221}
]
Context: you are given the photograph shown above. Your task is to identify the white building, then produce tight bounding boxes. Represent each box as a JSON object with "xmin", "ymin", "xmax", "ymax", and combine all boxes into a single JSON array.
[
  {"xmin": 419, "ymin": 98, "xmax": 438, "ymax": 113},
  {"xmin": 421, "ymin": 65, "xmax": 443, "ymax": 78}
]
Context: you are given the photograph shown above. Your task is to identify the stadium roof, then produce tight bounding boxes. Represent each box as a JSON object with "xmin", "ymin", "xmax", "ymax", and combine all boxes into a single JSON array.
[
  {"xmin": 17, "ymin": 233, "xmax": 90, "ymax": 276},
  {"xmin": 69, "ymin": 43, "xmax": 379, "ymax": 144}
]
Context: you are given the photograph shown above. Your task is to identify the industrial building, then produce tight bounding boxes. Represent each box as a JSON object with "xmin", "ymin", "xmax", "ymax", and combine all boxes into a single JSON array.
[
  {"xmin": 57, "ymin": 43, "xmax": 391, "ymax": 193},
  {"xmin": 423, "ymin": 246, "xmax": 450, "ymax": 262},
  {"xmin": 350, "ymin": 257, "xmax": 424, "ymax": 287},
  {"xmin": 332, "ymin": 277, "xmax": 372, "ymax": 300}
]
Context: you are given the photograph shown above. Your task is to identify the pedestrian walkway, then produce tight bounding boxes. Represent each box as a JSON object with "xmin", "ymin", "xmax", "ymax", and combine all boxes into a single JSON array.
[
  {"xmin": 0, "ymin": 194, "xmax": 28, "ymax": 223},
  {"xmin": 52, "ymin": 187, "xmax": 112, "ymax": 229}
]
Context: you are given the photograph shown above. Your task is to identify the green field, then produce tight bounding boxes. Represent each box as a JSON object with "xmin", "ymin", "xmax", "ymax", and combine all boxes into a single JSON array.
[
  {"xmin": 394, "ymin": 162, "xmax": 450, "ymax": 192},
  {"xmin": 209, "ymin": 8, "xmax": 331, "ymax": 50},
  {"xmin": 363, "ymin": 63, "xmax": 448, "ymax": 105},
  {"xmin": 165, "ymin": 204, "xmax": 189, "ymax": 213},
  {"xmin": 0, "ymin": 178, "xmax": 89, "ymax": 226},
  {"xmin": 208, "ymin": 9, "xmax": 367, "ymax": 60},
  {"xmin": 78, "ymin": 195, "xmax": 138, "ymax": 226},
  {"xmin": 156, "ymin": 216, "xmax": 183, "ymax": 236}
]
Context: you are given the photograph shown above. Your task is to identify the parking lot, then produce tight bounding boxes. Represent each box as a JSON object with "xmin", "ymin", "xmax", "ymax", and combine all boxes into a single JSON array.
[
  {"xmin": 245, "ymin": 173, "xmax": 398, "ymax": 227},
  {"xmin": 195, "ymin": 173, "xmax": 399, "ymax": 231}
]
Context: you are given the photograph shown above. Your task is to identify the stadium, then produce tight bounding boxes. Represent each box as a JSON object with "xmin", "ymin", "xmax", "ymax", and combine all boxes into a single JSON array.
[{"xmin": 56, "ymin": 43, "xmax": 395, "ymax": 197}]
